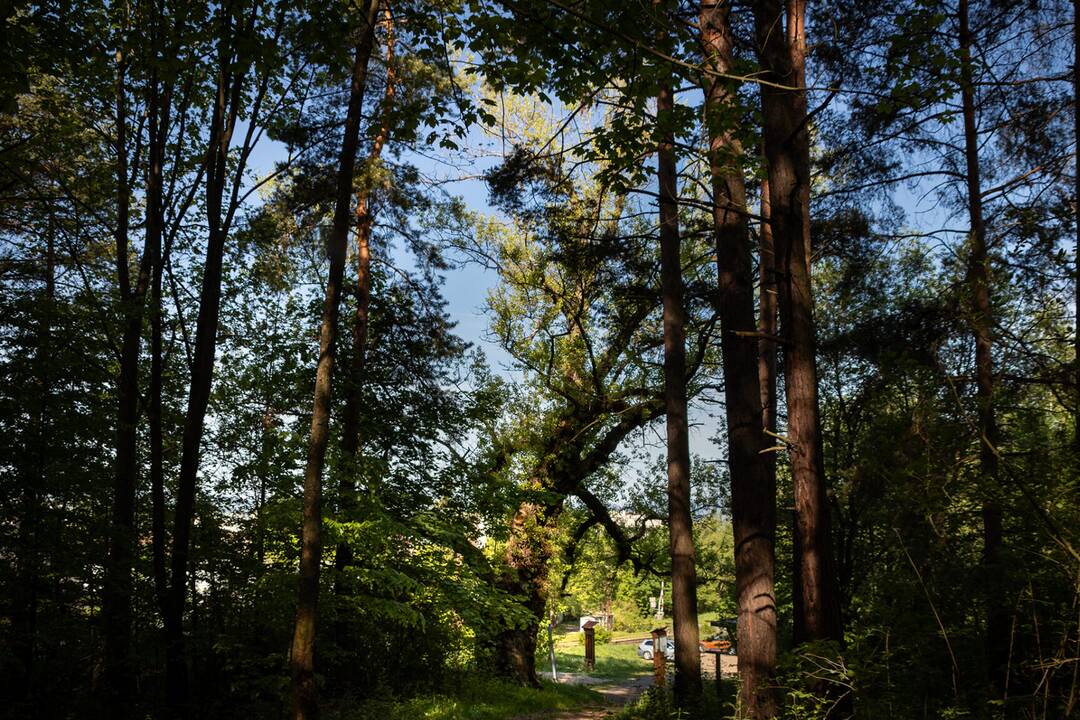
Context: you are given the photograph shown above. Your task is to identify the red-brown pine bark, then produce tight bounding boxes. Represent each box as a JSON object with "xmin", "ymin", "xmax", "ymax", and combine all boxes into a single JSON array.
[
  {"xmin": 752, "ymin": 0, "xmax": 843, "ymax": 646},
  {"xmin": 701, "ymin": 5, "xmax": 778, "ymax": 716}
]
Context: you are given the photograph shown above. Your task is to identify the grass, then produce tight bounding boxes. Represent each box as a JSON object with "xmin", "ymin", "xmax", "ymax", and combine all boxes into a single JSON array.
[
  {"xmin": 548, "ymin": 640, "xmax": 655, "ymax": 682},
  {"xmin": 329, "ymin": 674, "xmax": 603, "ymax": 720},
  {"xmin": 615, "ymin": 678, "xmax": 740, "ymax": 720}
]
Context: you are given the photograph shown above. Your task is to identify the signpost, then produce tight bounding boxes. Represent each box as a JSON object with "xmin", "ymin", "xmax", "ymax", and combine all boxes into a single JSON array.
[
  {"xmin": 582, "ymin": 620, "xmax": 597, "ymax": 671},
  {"xmin": 651, "ymin": 626, "xmax": 667, "ymax": 688}
]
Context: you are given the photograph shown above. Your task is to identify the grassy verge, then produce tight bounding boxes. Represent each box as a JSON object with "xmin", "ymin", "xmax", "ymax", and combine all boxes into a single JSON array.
[
  {"xmin": 615, "ymin": 678, "xmax": 739, "ymax": 720},
  {"xmin": 548, "ymin": 641, "xmax": 654, "ymax": 682},
  {"xmin": 328, "ymin": 674, "xmax": 603, "ymax": 720}
]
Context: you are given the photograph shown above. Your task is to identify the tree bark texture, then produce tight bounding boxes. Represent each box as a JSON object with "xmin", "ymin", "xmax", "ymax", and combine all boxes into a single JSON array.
[
  {"xmin": 290, "ymin": 4, "xmax": 381, "ymax": 718},
  {"xmin": 753, "ymin": 0, "xmax": 843, "ymax": 646},
  {"xmin": 656, "ymin": 6, "xmax": 702, "ymax": 702},
  {"xmin": 701, "ymin": 5, "xmax": 778, "ymax": 716},
  {"xmin": 958, "ymin": 0, "xmax": 1007, "ymax": 693}
]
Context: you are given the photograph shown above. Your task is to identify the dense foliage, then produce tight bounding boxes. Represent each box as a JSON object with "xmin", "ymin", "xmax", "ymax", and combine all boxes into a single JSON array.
[{"xmin": 1, "ymin": 1, "xmax": 1079, "ymax": 719}]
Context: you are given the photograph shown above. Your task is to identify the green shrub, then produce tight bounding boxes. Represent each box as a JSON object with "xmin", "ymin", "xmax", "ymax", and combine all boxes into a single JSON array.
[
  {"xmin": 775, "ymin": 640, "xmax": 852, "ymax": 720},
  {"xmin": 616, "ymin": 687, "xmax": 689, "ymax": 719},
  {"xmin": 577, "ymin": 625, "xmax": 612, "ymax": 645},
  {"xmin": 612, "ymin": 598, "xmax": 653, "ymax": 632}
]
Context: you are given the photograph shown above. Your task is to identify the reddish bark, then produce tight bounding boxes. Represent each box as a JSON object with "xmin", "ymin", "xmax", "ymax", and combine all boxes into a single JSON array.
[
  {"xmin": 701, "ymin": 5, "xmax": 778, "ymax": 716},
  {"xmin": 752, "ymin": 0, "xmax": 843, "ymax": 646}
]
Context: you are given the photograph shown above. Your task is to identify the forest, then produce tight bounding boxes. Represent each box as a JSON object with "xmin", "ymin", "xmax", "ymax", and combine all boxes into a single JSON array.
[{"xmin": 1, "ymin": 0, "xmax": 1079, "ymax": 718}]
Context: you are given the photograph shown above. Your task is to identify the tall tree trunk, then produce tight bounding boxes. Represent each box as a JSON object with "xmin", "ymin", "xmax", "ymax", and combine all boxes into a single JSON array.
[
  {"xmin": 759, "ymin": 171, "xmax": 777, "ymax": 480},
  {"xmin": 701, "ymin": 5, "xmax": 777, "ymax": 717},
  {"xmin": 290, "ymin": 4, "xmax": 381, "ymax": 718},
  {"xmin": 493, "ymin": 498, "xmax": 562, "ymax": 688},
  {"xmin": 162, "ymin": 7, "xmax": 271, "ymax": 711},
  {"xmin": 753, "ymin": 0, "xmax": 843, "ymax": 646},
  {"xmin": 148, "ymin": 66, "xmax": 174, "ymax": 625},
  {"xmin": 102, "ymin": 43, "xmax": 150, "ymax": 717},
  {"xmin": 656, "ymin": 2, "xmax": 701, "ymax": 703},
  {"xmin": 1072, "ymin": 0, "xmax": 1080, "ymax": 456},
  {"xmin": 958, "ymin": 0, "xmax": 1006, "ymax": 693},
  {"xmin": 12, "ymin": 230, "xmax": 54, "ymax": 715},
  {"xmin": 336, "ymin": 6, "xmax": 394, "ymax": 581},
  {"xmin": 163, "ymin": 44, "xmax": 231, "ymax": 716}
]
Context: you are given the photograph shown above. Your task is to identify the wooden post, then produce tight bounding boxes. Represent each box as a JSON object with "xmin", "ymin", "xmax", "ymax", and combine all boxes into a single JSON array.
[
  {"xmin": 709, "ymin": 649, "xmax": 726, "ymax": 705},
  {"xmin": 583, "ymin": 620, "xmax": 597, "ymax": 671},
  {"xmin": 651, "ymin": 626, "xmax": 667, "ymax": 688}
]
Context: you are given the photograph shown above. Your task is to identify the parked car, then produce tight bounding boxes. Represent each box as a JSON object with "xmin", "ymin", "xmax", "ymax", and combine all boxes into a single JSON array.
[{"xmin": 636, "ymin": 638, "xmax": 675, "ymax": 661}]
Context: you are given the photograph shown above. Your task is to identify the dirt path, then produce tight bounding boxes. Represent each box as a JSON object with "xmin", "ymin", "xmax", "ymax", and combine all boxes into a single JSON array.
[
  {"xmin": 524, "ymin": 654, "xmax": 739, "ymax": 719},
  {"xmin": 518, "ymin": 674, "xmax": 653, "ymax": 719}
]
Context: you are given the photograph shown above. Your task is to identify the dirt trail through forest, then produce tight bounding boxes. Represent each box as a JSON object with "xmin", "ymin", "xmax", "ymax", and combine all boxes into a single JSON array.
[{"xmin": 524, "ymin": 654, "xmax": 738, "ymax": 719}]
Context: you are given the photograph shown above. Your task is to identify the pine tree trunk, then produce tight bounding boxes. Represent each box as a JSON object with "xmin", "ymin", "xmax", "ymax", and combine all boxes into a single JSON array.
[
  {"xmin": 958, "ymin": 0, "xmax": 1007, "ymax": 693},
  {"xmin": 759, "ymin": 172, "xmax": 778, "ymax": 481},
  {"xmin": 336, "ymin": 7, "xmax": 394, "ymax": 582},
  {"xmin": 290, "ymin": 4, "xmax": 381, "ymax": 718},
  {"xmin": 701, "ymin": 5, "xmax": 777, "ymax": 716},
  {"xmin": 753, "ymin": 0, "xmax": 843, "ymax": 646},
  {"xmin": 656, "ymin": 2, "xmax": 701, "ymax": 702}
]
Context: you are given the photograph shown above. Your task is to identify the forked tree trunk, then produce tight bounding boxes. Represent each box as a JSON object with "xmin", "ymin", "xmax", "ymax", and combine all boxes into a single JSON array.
[
  {"xmin": 655, "ymin": 1, "xmax": 701, "ymax": 704},
  {"xmin": 102, "ymin": 43, "xmax": 150, "ymax": 717},
  {"xmin": 163, "ymin": 29, "xmax": 241, "ymax": 714},
  {"xmin": 701, "ymin": 5, "xmax": 777, "ymax": 716},
  {"xmin": 958, "ymin": 0, "xmax": 1007, "ymax": 693},
  {"xmin": 753, "ymin": 0, "xmax": 843, "ymax": 646},
  {"xmin": 162, "ymin": 7, "xmax": 278, "ymax": 713},
  {"xmin": 290, "ymin": 3, "xmax": 381, "ymax": 718}
]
